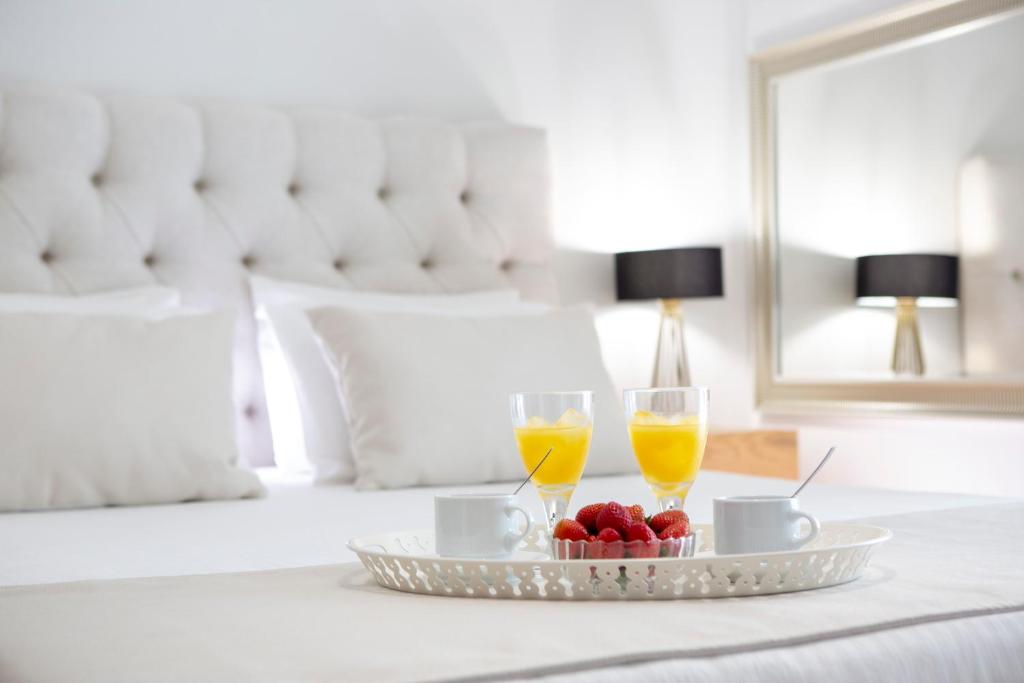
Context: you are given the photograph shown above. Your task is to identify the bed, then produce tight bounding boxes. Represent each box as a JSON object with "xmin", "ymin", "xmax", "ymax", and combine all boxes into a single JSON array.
[
  {"xmin": 1, "ymin": 86, "xmax": 1022, "ymax": 682},
  {"xmin": 1, "ymin": 471, "xmax": 1021, "ymax": 682}
]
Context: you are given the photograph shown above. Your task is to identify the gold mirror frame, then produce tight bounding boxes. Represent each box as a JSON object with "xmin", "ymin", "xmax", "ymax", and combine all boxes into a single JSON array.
[{"xmin": 750, "ymin": 0, "xmax": 1024, "ymax": 416}]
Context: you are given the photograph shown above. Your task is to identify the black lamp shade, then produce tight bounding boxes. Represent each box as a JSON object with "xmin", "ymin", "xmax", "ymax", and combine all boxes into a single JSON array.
[
  {"xmin": 855, "ymin": 253, "xmax": 958, "ymax": 300},
  {"xmin": 615, "ymin": 247, "xmax": 723, "ymax": 301}
]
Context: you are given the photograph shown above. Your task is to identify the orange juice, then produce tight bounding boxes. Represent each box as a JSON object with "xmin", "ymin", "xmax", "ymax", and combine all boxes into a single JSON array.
[
  {"xmin": 628, "ymin": 412, "xmax": 707, "ymax": 500},
  {"xmin": 514, "ymin": 418, "xmax": 592, "ymax": 492}
]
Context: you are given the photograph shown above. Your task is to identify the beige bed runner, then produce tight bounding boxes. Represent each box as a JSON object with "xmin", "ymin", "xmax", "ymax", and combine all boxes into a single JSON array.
[{"xmin": 1, "ymin": 503, "xmax": 1022, "ymax": 683}]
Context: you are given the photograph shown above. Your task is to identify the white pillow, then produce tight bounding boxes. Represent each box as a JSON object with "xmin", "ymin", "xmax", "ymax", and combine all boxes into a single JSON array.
[
  {"xmin": 307, "ymin": 306, "xmax": 633, "ymax": 490},
  {"xmin": 0, "ymin": 310, "xmax": 263, "ymax": 511},
  {"xmin": 250, "ymin": 276, "xmax": 546, "ymax": 482},
  {"xmin": 0, "ymin": 287, "xmax": 181, "ymax": 315}
]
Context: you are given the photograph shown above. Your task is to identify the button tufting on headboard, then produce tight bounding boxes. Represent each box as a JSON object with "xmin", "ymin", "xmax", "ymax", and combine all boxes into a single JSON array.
[{"xmin": 0, "ymin": 86, "xmax": 557, "ymax": 466}]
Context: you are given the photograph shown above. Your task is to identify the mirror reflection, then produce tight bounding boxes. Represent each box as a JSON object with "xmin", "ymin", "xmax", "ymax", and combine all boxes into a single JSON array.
[{"xmin": 773, "ymin": 11, "xmax": 1024, "ymax": 381}]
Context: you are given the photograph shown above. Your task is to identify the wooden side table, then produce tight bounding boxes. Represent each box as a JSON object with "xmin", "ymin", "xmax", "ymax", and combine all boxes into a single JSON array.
[{"xmin": 704, "ymin": 430, "xmax": 798, "ymax": 480}]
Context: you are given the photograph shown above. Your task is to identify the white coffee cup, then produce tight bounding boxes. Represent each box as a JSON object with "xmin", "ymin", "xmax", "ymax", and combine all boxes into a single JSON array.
[
  {"xmin": 713, "ymin": 496, "xmax": 820, "ymax": 555},
  {"xmin": 434, "ymin": 494, "xmax": 534, "ymax": 559}
]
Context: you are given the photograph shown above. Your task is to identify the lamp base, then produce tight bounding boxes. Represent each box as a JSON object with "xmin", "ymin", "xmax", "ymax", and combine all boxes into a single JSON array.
[
  {"xmin": 892, "ymin": 297, "xmax": 925, "ymax": 376},
  {"xmin": 652, "ymin": 299, "xmax": 691, "ymax": 387}
]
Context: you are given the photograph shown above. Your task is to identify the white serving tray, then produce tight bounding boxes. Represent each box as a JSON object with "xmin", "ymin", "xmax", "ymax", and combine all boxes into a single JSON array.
[{"xmin": 348, "ymin": 523, "xmax": 892, "ymax": 600}]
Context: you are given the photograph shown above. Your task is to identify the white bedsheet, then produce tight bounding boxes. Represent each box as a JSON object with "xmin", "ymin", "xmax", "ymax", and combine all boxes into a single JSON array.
[
  {"xmin": 1, "ymin": 502, "xmax": 1022, "ymax": 683},
  {"xmin": 527, "ymin": 610, "xmax": 1024, "ymax": 683},
  {"xmin": 0, "ymin": 470, "xmax": 1019, "ymax": 683},
  {"xmin": 0, "ymin": 468, "xmax": 1005, "ymax": 587}
]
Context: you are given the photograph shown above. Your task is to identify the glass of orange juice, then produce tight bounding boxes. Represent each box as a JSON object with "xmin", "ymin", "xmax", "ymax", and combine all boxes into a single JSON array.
[
  {"xmin": 624, "ymin": 387, "xmax": 709, "ymax": 512},
  {"xmin": 509, "ymin": 391, "xmax": 593, "ymax": 530}
]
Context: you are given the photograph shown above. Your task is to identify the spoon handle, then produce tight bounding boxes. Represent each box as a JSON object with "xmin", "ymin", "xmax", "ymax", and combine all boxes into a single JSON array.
[
  {"xmin": 513, "ymin": 447, "xmax": 553, "ymax": 496},
  {"xmin": 791, "ymin": 446, "xmax": 836, "ymax": 498}
]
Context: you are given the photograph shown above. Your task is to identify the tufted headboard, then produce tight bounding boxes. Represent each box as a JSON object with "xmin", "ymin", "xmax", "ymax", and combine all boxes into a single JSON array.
[{"xmin": 0, "ymin": 87, "xmax": 557, "ymax": 466}]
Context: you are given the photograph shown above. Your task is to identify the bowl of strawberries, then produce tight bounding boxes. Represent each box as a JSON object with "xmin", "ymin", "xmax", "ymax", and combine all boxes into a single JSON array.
[{"xmin": 551, "ymin": 501, "xmax": 696, "ymax": 560}]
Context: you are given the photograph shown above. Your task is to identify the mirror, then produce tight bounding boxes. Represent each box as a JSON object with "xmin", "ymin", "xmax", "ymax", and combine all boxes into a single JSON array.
[{"xmin": 752, "ymin": 1, "xmax": 1024, "ymax": 414}]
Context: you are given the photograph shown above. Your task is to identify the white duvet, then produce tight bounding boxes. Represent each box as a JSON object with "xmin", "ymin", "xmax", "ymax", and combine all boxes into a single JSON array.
[
  {"xmin": 1, "ymin": 470, "xmax": 1020, "ymax": 683},
  {"xmin": 1, "ymin": 493, "xmax": 1022, "ymax": 683}
]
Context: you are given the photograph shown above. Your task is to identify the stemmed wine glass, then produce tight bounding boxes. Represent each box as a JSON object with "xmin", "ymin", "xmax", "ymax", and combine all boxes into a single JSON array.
[
  {"xmin": 623, "ymin": 387, "xmax": 709, "ymax": 512},
  {"xmin": 509, "ymin": 391, "xmax": 593, "ymax": 530}
]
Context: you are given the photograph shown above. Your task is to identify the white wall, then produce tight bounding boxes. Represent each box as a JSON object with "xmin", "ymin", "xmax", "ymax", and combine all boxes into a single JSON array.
[{"xmin": 745, "ymin": 0, "xmax": 910, "ymax": 52}]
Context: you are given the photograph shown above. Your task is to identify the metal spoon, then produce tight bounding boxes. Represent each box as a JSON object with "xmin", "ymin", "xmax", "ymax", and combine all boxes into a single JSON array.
[
  {"xmin": 791, "ymin": 446, "xmax": 836, "ymax": 498},
  {"xmin": 513, "ymin": 448, "xmax": 553, "ymax": 496}
]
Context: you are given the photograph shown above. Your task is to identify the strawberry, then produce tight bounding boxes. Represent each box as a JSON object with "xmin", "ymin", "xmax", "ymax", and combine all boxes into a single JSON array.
[
  {"xmin": 649, "ymin": 509, "xmax": 689, "ymax": 533},
  {"xmin": 625, "ymin": 522, "xmax": 658, "ymax": 544},
  {"xmin": 596, "ymin": 502, "xmax": 632, "ymax": 536},
  {"xmin": 625, "ymin": 522, "xmax": 659, "ymax": 558},
  {"xmin": 627, "ymin": 504, "xmax": 646, "ymax": 524},
  {"xmin": 602, "ymin": 541, "xmax": 625, "ymax": 560},
  {"xmin": 575, "ymin": 503, "xmax": 606, "ymax": 534},
  {"xmin": 553, "ymin": 518, "xmax": 589, "ymax": 542},
  {"xmin": 657, "ymin": 518, "xmax": 691, "ymax": 540},
  {"xmin": 595, "ymin": 527, "xmax": 623, "ymax": 560}
]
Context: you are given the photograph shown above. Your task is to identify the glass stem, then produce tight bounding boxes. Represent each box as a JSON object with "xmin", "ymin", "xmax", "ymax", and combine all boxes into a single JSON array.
[
  {"xmin": 658, "ymin": 496, "xmax": 683, "ymax": 513},
  {"xmin": 541, "ymin": 496, "xmax": 569, "ymax": 531}
]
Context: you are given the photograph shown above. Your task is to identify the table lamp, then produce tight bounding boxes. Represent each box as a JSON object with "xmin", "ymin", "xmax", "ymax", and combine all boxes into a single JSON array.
[
  {"xmin": 855, "ymin": 253, "xmax": 959, "ymax": 376},
  {"xmin": 615, "ymin": 246, "xmax": 724, "ymax": 387}
]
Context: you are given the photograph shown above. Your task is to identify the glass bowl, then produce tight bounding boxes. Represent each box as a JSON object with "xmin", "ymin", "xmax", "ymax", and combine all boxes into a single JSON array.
[{"xmin": 551, "ymin": 534, "xmax": 696, "ymax": 560}]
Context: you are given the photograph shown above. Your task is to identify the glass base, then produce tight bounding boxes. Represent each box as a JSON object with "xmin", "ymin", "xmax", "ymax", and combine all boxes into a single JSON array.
[{"xmin": 536, "ymin": 484, "xmax": 575, "ymax": 530}]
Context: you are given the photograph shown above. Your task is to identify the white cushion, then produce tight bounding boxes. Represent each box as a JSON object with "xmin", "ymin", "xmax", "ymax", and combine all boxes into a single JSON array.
[
  {"xmin": 0, "ymin": 287, "xmax": 180, "ymax": 314},
  {"xmin": 307, "ymin": 306, "xmax": 633, "ymax": 490},
  {"xmin": 0, "ymin": 310, "xmax": 263, "ymax": 511},
  {"xmin": 250, "ymin": 276, "xmax": 546, "ymax": 481}
]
